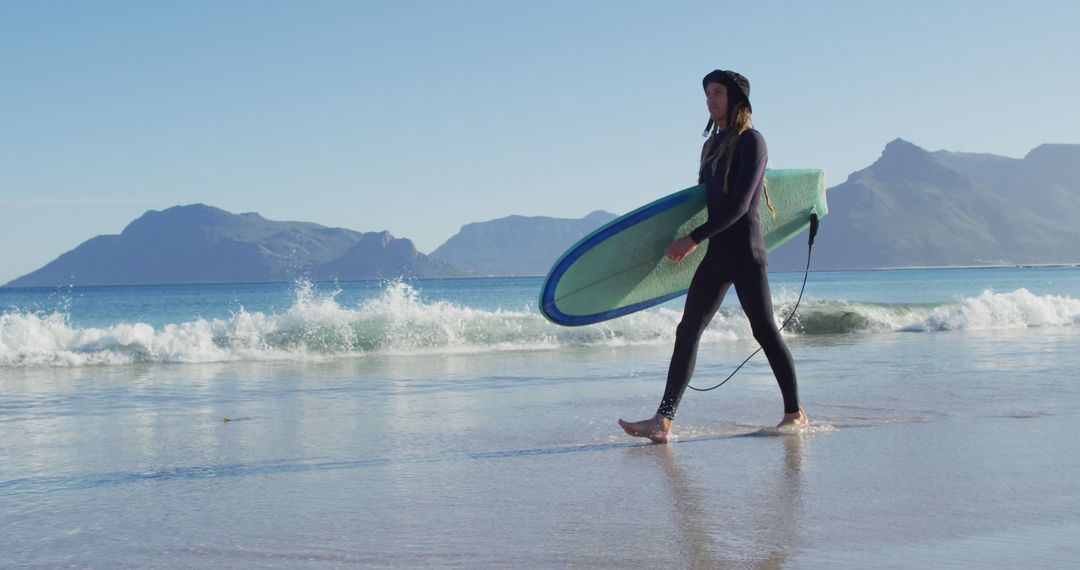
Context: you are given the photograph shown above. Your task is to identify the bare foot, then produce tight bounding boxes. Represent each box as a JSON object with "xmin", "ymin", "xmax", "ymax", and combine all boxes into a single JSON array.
[
  {"xmin": 618, "ymin": 414, "xmax": 673, "ymax": 443},
  {"xmin": 777, "ymin": 409, "xmax": 809, "ymax": 429}
]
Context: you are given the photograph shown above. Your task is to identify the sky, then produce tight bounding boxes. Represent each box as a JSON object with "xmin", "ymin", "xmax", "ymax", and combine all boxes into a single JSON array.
[{"xmin": 2, "ymin": 0, "xmax": 1079, "ymax": 284}]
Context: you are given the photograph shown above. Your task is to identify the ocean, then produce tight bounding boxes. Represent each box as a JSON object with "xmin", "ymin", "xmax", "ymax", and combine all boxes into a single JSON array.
[{"xmin": 3, "ymin": 266, "xmax": 1080, "ymax": 567}]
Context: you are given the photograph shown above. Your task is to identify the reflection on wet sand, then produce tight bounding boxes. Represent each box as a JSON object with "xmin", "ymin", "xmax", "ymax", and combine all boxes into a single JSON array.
[{"xmin": 629, "ymin": 434, "xmax": 807, "ymax": 569}]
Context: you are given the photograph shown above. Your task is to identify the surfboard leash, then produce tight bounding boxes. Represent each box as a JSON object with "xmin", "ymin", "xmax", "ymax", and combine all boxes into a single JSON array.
[{"xmin": 688, "ymin": 213, "xmax": 819, "ymax": 393}]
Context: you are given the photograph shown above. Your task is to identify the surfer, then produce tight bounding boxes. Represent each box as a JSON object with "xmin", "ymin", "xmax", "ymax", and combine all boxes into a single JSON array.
[{"xmin": 619, "ymin": 70, "xmax": 808, "ymax": 443}]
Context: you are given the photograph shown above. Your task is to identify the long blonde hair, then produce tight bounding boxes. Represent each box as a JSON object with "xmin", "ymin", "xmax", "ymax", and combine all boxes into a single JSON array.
[{"xmin": 699, "ymin": 103, "xmax": 776, "ymax": 217}]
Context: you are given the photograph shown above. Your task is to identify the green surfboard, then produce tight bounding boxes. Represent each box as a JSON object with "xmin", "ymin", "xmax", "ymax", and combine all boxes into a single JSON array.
[{"xmin": 539, "ymin": 169, "xmax": 827, "ymax": 326}]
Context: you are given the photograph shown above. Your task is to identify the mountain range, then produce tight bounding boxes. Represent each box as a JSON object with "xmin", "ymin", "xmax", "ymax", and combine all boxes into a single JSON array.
[
  {"xmin": 767, "ymin": 139, "xmax": 1080, "ymax": 270},
  {"xmin": 5, "ymin": 205, "xmax": 461, "ymax": 287},
  {"xmin": 6, "ymin": 139, "xmax": 1080, "ymax": 287},
  {"xmin": 430, "ymin": 211, "xmax": 617, "ymax": 276}
]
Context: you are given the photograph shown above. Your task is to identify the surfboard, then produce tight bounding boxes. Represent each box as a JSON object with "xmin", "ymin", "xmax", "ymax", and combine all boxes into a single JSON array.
[{"xmin": 539, "ymin": 169, "xmax": 827, "ymax": 326}]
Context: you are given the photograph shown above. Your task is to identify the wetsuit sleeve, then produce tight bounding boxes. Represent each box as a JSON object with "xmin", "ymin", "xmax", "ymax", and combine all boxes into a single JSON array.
[{"xmin": 688, "ymin": 130, "xmax": 768, "ymax": 244}]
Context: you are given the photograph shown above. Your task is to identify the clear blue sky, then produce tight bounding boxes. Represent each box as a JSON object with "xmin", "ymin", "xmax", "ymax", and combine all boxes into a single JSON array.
[{"xmin": 2, "ymin": 0, "xmax": 1078, "ymax": 283}]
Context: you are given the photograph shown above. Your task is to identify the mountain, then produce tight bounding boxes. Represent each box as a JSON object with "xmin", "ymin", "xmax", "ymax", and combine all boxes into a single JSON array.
[
  {"xmin": 431, "ymin": 210, "xmax": 618, "ymax": 276},
  {"xmin": 313, "ymin": 231, "xmax": 462, "ymax": 281},
  {"xmin": 767, "ymin": 139, "xmax": 1080, "ymax": 270},
  {"xmin": 434, "ymin": 138, "xmax": 1080, "ymax": 275},
  {"xmin": 5, "ymin": 204, "xmax": 463, "ymax": 287},
  {"xmin": 931, "ymin": 144, "xmax": 1080, "ymax": 227},
  {"xmin": 10, "ymin": 139, "xmax": 1080, "ymax": 287}
]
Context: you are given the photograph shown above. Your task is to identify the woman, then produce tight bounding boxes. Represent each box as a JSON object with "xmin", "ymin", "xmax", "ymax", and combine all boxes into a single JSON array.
[{"xmin": 618, "ymin": 70, "xmax": 808, "ymax": 443}]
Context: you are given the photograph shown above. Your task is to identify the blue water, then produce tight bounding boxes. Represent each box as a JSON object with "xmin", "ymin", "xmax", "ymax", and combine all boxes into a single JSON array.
[
  {"xmin": 2, "ymin": 267, "xmax": 1079, "ymax": 367},
  {"xmin": 3, "ymin": 267, "xmax": 1080, "ymax": 567},
  {"xmin": 2, "ymin": 278, "xmax": 542, "ymax": 330},
  {"xmin": 7, "ymin": 267, "xmax": 1080, "ymax": 328}
]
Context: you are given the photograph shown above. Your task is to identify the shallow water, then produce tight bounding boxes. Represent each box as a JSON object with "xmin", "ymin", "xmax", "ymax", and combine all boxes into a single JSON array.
[{"xmin": 3, "ymin": 269, "xmax": 1080, "ymax": 567}]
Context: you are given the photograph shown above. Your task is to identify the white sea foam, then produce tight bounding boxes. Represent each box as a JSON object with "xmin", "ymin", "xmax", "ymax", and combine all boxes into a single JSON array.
[
  {"xmin": 914, "ymin": 288, "xmax": 1080, "ymax": 331},
  {"xmin": 1, "ymin": 283, "xmax": 1077, "ymax": 368}
]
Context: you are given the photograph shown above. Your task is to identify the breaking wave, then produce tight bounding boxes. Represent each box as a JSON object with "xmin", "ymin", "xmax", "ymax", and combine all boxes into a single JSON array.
[{"xmin": 1, "ymin": 283, "xmax": 1077, "ymax": 367}]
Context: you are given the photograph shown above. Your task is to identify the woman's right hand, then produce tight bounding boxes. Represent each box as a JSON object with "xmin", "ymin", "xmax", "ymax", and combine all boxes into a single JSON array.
[{"xmin": 665, "ymin": 237, "xmax": 698, "ymax": 261}]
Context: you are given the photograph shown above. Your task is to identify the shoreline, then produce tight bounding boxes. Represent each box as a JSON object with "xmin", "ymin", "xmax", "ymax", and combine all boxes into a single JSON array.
[
  {"xmin": 805, "ymin": 262, "xmax": 1080, "ymax": 273},
  {"xmin": 3, "ymin": 323, "xmax": 1079, "ymax": 567},
  {"xmin": 4, "ymin": 263, "xmax": 1080, "ymax": 291}
]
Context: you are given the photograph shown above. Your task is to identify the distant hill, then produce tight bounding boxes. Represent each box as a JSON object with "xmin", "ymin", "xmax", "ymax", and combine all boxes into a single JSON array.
[
  {"xmin": 5, "ymin": 204, "xmax": 463, "ymax": 287},
  {"xmin": 431, "ymin": 211, "xmax": 618, "ymax": 276},
  {"xmin": 9, "ymin": 138, "xmax": 1080, "ymax": 287},
  {"xmin": 313, "ymin": 231, "xmax": 461, "ymax": 281},
  {"xmin": 931, "ymin": 144, "xmax": 1080, "ymax": 228},
  {"xmin": 435, "ymin": 138, "xmax": 1080, "ymax": 275},
  {"xmin": 767, "ymin": 139, "xmax": 1080, "ymax": 270}
]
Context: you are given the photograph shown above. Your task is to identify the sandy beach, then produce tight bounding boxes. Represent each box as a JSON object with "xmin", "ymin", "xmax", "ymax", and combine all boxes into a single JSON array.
[{"xmin": 3, "ymin": 316, "xmax": 1079, "ymax": 568}]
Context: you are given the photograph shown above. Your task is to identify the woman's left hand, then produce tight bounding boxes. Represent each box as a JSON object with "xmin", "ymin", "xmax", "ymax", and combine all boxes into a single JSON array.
[{"xmin": 665, "ymin": 237, "xmax": 698, "ymax": 261}]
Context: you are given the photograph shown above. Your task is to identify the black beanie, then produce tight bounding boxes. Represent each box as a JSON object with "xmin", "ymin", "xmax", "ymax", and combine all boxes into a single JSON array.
[{"xmin": 702, "ymin": 69, "xmax": 752, "ymax": 112}]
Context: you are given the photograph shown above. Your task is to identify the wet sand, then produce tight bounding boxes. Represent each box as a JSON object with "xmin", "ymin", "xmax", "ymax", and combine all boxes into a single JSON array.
[{"xmin": 2, "ymin": 327, "xmax": 1079, "ymax": 568}]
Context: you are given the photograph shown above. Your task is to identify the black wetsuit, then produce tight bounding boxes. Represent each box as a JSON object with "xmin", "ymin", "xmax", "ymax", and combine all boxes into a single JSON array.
[{"xmin": 656, "ymin": 129, "xmax": 800, "ymax": 419}]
